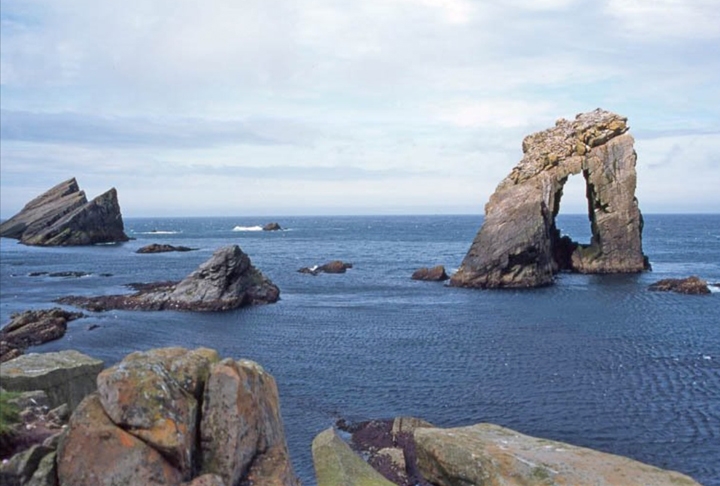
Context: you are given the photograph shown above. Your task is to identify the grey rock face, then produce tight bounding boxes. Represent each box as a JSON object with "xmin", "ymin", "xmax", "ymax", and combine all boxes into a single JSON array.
[
  {"xmin": 0, "ymin": 350, "xmax": 103, "ymax": 409},
  {"xmin": 57, "ymin": 245, "xmax": 280, "ymax": 312},
  {"xmin": 0, "ymin": 178, "xmax": 129, "ymax": 246},
  {"xmin": 451, "ymin": 109, "xmax": 648, "ymax": 289}
]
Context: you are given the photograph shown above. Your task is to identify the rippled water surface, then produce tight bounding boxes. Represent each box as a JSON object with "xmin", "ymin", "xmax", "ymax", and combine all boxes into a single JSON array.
[{"xmin": 1, "ymin": 214, "xmax": 719, "ymax": 485}]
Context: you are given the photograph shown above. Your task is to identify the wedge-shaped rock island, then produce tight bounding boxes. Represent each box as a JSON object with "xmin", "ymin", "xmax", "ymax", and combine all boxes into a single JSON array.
[
  {"xmin": 451, "ymin": 109, "xmax": 649, "ymax": 289},
  {"xmin": 0, "ymin": 178, "xmax": 129, "ymax": 246},
  {"xmin": 58, "ymin": 245, "xmax": 280, "ymax": 311}
]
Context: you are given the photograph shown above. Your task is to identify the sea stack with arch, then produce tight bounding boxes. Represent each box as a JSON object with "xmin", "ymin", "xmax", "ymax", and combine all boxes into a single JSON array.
[{"xmin": 450, "ymin": 109, "xmax": 649, "ymax": 289}]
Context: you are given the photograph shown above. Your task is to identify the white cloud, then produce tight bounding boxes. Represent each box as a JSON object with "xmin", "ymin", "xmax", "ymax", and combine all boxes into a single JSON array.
[
  {"xmin": 605, "ymin": 0, "xmax": 720, "ymax": 40},
  {"xmin": 437, "ymin": 99, "xmax": 557, "ymax": 128}
]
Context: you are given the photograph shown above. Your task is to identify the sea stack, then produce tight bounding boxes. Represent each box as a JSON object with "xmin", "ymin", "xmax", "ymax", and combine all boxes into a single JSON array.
[
  {"xmin": 451, "ymin": 109, "xmax": 648, "ymax": 289},
  {"xmin": 0, "ymin": 178, "xmax": 129, "ymax": 246},
  {"xmin": 58, "ymin": 245, "xmax": 280, "ymax": 311}
]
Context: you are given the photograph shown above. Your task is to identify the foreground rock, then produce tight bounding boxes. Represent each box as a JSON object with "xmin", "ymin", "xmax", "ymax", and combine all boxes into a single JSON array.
[
  {"xmin": 0, "ymin": 350, "xmax": 103, "ymax": 410},
  {"xmin": 313, "ymin": 428, "xmax": 396, "ymax": 486},
  {"xmin": 451, "ymin": 109, "xmax": 649, "ymax": 289},
  {"xmin": 58, "ymin": 245, "xmax": 279, "ymax": 312},
  {"xmin": 414, "ymin": 423, "xmax": 700, "ymax": 486},
  {"xmin": 298, "ymin": 260, "xmax": 353, "ymax": 276},
  {"xmin": 0, "ymin": 178, "xmax": 129, "ymax": 246},
  {"xmin": 136, "ymin": 243, "xmax": 196, "ymax": 253},
  {"xmin": 336, "ymin": 417, "xmax": 434, "ymax": 486},
  {"xmin": 0, "ymin": 309, "xmax": 85, "ymax": 363},
  {"xmin": 411, "ymin": 266, "xmax": 449, "ymax": 282},
  {"xmin": 0, "ymin": 389, "xmax": 71, "ymax": 461},
  {"xmin": 649, "ymin": 276, "xmax": 711, "ymax": 295},
  {"xmin": 58, "ymin": 347, "xmax": 299, "ymax": 486}
]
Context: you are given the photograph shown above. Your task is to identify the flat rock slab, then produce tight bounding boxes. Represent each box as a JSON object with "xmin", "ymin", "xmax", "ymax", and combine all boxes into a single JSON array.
[
  {"xmin": 0, "ymin": 350, "xmax": 103, "ymax": 409},
  {"xmin": 649, "ymin": 276, "xmax": 711, "ymax": 295},
  {"xmin": 414, "ymin": 423, "xmax": 701, "ymax": 486}
]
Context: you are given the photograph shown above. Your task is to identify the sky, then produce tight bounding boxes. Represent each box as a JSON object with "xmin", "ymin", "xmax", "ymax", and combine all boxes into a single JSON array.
[{"xmin": 1, "ymin": 0, "xmax": 719, "ymax": 217}]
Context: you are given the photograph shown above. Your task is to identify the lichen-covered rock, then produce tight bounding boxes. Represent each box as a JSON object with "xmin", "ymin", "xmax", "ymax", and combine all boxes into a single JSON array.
[
  {"xmin": 451, "ymin": 109, "xmax": 648, "ymax": 289},
  {"xmin": 649, "ymin": 276, "xmax": 711, "ymax": 295},
  {"xmin": 0, "ymin": 178, "xmax": 129, "ymax": 246},
  {"xmin": 200, "ymin": 358, "xmax": 298, "ymax": 486},
  {"xmin": 57, "ymin": 393, "xmax": 183, "ymax": 486},
  {"xmin": 411, "ymin": 266, "xmax": 449, "ymax": 281},
  {"xmin": 414, "ymin": 423, "xmax": 700, "ymax": 486},
  {"xmin": 57, "ymin": 245, "xmax": 280, "ymax": 312},
  {"xmin": 1, "ymin": 309, "xmax": 85, "ymax": 363},
  {"xmin": 312, "ymin": 428, "xmax": 396, "ymax": 486},
  {"xmin": 96, "ymin": 348, "xmax": 219, "ymax": 478},
  {"xmin": 0, "ymin": 350, "xmax": 103, "ymax": 409}
]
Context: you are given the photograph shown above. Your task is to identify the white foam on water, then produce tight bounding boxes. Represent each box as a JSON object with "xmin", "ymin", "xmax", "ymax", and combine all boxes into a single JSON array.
[
  {"xmin": 708, "ymin": 284, "xmax": 720, "ymax": 294},
  {"xmin": 232, "ymin": 225, "xmax": 263, "ymax": 232}
]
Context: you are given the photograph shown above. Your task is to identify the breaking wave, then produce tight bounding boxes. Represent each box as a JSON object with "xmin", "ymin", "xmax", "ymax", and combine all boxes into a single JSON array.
[
  {"xmin": 232, "ymin": 225, "xmax": 263, "ymax": 232},
  {"xmin": 138, "ymin": 230, "xmax": 180, "ymax": 235}
]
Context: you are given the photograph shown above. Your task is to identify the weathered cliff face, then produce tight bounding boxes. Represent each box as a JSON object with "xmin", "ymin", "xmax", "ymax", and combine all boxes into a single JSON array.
[
  {"xmin": 0, "ymin": 178, "xmax": 129, "ymax": 246},
  {"xmin": 450, "ymin": 109, "xmax": 648, "ymax": 289}
]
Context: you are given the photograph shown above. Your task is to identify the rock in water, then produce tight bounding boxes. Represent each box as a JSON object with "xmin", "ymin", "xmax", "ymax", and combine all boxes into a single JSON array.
[
  {"xmin": 0, "ymin": 178, "xmax": 129, "ymax": 246},
  {"xmin": 411, "ymin": 266, "xmax": 449, "ymax": 281},
  {"xmin": 0, "ymin": 308, "xmax": 85, "ymax": 362},
  {"xmin": 451, "ymin": 109, "xmax": 648, "ymax": 289},
  {"xmin": 58, "ymin": 245, "xmax": 280, "ymax": 311},
  {"xmin": 649, "ymin": 276, "xmax": 711, "ymax": 295}
]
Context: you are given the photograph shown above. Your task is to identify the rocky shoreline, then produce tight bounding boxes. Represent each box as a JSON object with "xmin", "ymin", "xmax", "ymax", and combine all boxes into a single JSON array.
[{"xmin": 0, "ymin": 347, "xmax": 702, "ymax": 486}]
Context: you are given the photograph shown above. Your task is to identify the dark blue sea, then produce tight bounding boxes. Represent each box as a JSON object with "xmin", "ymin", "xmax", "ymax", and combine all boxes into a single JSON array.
[{"xmin": 1, "ymin": 214, "xmax": 719, "ymax": 485}]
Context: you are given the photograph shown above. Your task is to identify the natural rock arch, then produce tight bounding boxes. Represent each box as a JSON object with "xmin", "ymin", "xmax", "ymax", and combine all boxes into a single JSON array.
[{"xmin": 450, "ymin": 109, "xmax": 649, "ymax": 289}]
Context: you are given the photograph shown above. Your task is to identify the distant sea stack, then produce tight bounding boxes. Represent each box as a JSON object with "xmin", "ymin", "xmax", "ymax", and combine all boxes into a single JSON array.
[
  {"xmin": 0, "ymin": 178, "xmax": 129, "ymax": 246},
  {"xmin": 451, "ymin": 109, "xmax": 649, "ymax": 289}
]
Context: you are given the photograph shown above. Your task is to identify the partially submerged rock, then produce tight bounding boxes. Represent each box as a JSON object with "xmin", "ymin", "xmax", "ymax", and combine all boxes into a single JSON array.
[
  {"xmin": 411, "ymin": 266, "xmax": 449, "ymax": 282},
  {"xmin": 649, "ymin": 276, "xmax": 711, "ymax": 295},
  {"xmin": 136, "ymin": 243, "xmax": 196, "ymax": 253},
  {"xmin": 1, "ymin": 308, "xmax": 85, "ymax": 363},
  {"xmin": 0, "ymin": 350, "xmax": 103, "ymax": 410},
  {"xmin": 263, "ymin": 222, "xmax": 282, "ymax": 231},
  {"xmin": 0, "ymin": 178, "xmax": 129, "ymax": 246},
  {"xmin": 298, "ymin": 260, "xmax": 353, "ymax": 276},
  {"xmin": 57, "ymin": 245, "xmax": 280, "ymax": 312},
  {"xmin": 414, "ymin": 423, "xmax": 700, "ymax": 486},
  {"xmin": 58, "ymin": 347, "xmax": 299, "ymax": 486},
  {"xmin": 451, "ymin": 109, "xmax": 648, "ymax": 289}
]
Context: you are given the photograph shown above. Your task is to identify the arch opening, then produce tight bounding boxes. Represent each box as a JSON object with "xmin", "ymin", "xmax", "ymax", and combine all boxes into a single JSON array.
[{"xmin": 554, "ymin": 173, "xmax": 592, "ymax": 245}]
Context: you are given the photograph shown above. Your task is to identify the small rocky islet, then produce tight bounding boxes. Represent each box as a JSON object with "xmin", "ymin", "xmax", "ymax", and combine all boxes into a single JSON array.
[
  {"xmin": 0, "ymin": 110, "xmax": 714, "ymax": 485},
  {"xmin": 0, "ymin": 178, "xmax": 129, "ymax": 246}
]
